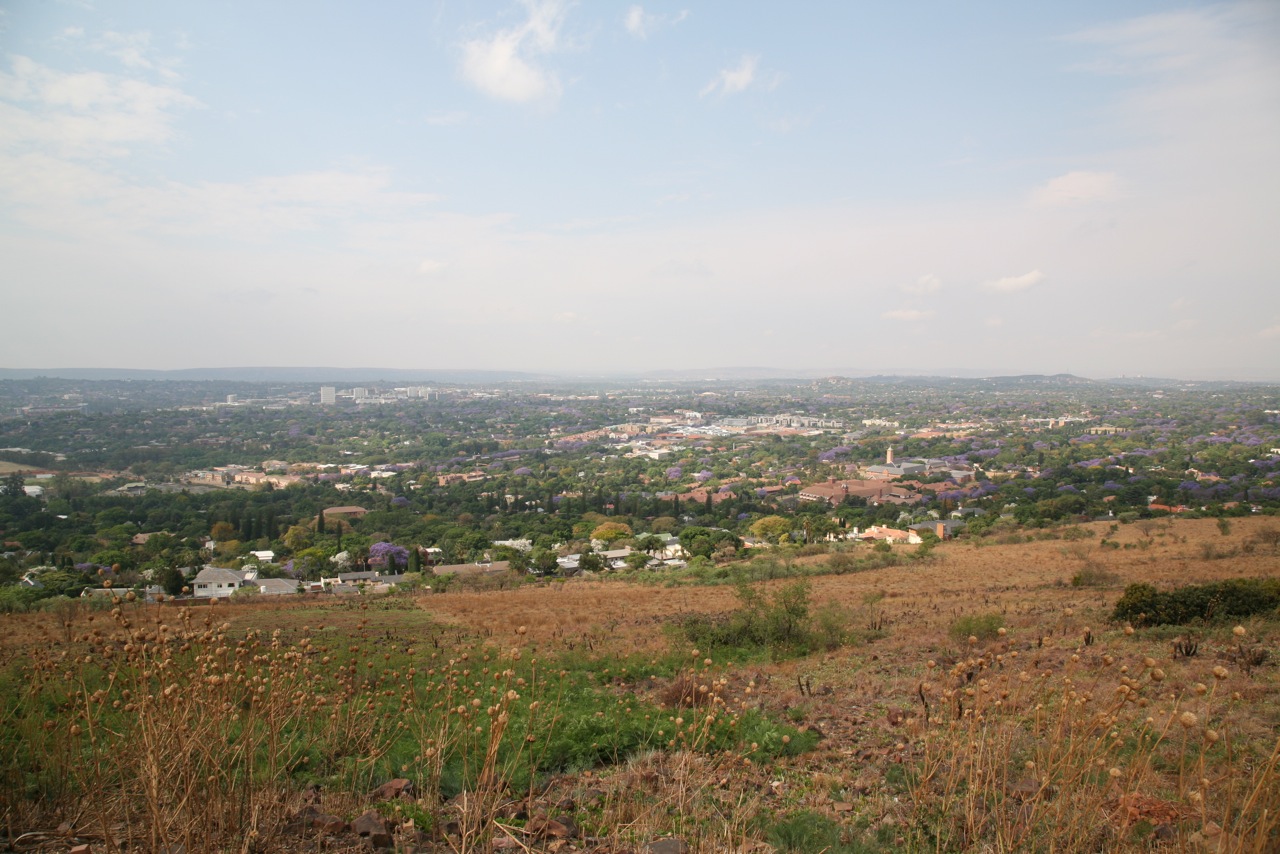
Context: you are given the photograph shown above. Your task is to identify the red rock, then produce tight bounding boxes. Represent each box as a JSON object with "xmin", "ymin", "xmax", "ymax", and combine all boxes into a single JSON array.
[
  {"xmin": 312, "ymin": 814, "xmax": 347, "ymax": 834},
  {"xmin": 370, "ymin": 778, "xmax": 414, "ymax": 801}
]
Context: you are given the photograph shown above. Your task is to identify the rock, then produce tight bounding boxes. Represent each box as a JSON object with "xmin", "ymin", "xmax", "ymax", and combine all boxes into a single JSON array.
[
  {"xmin": 833, "ymin": 801, "xmax": 854, "ymax": 812},
  {"xmin": 69, "ymin": 846, "xmax": 92, "ymax": 854},
  {"xmin": 1154, "ymin": 824, "xmax": 1176, "ymax": 842},
  {"xmin": 312, "ymin": 814, "xmax": 347, "ymax": 834},
  {"xmin": 556, "ymin": 795, "xmax": 576, "ymax": 812},
  {"xmin": 284, "ymin": 805, "xmax": 320, "ymax": 834},
  {"xmin": 352, "ymin": 810, "xmax": 394, "ymax": 849},
  {"xmin": 370, "ymin": 777, "xmax": 414, "ymax": 801},
  {"xmin": 57, "ymin": 822, "xmax": 76, "ymax": 837},
  {"xmin": 580, "ymin": 788, "xmax": 607, "ymax": 808},
  {"xmin": 352, "ymin": 810, "xmax": 390, "ymax": 838},
  {"xmin": 644, "ymin": 838, "xmax": 689, "ymax": 854},
  {"xmin": 527, "ymin": 815, "xmax": 579, "ymax": 839}
]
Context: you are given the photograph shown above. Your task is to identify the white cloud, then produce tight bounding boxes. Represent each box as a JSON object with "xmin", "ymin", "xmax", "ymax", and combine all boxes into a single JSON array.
[
  {"xmin": 460, "ymin": 0, "xmax": 568, "ymax": 103},
  {"xmin": 981, "ymin": 269, "xmax": 1045, "ymax": 293},
  {"xmin": 0, "ymin": 55, "xmax": 198, "ymax": 158},
  {"xmin": 701, "ymin": 55, "xmax": 776, "ymax": 97},
  {"xmin": 901, "ymin": 273, "xmax": 941, "ymax": 295},
  {"xmin": 882, "ymin": 308, "xmax": 933, "ymax": 322},
  {"xmin": 1259, "ymin": 323, "xmax": 1280, "ymax": 340},
  {"xmin": 625, "ymin": 6, "xmax": 688, "ymax": 39},
  {"xmin": 1032, "ymin": 171, "xmax": 1121, "ymax": 207}
]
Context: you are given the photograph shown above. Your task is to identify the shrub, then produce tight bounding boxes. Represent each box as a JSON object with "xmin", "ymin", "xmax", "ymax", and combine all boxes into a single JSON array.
[
  {"xmin": 766, "ymin": 810, "xmax": 874, "ymax": 853},
  {"xmin": 1071, "ymin": 566, "xmax": 1120, "ymax": 588},
  {"xmin": 827, "ymin": 552, "xmax": 859, "ymax": 573},
  {"xmin": 948, "ymin": 612, "xmax": 1005, "ymax": 643},
  {"xmin": 678, "ymin": 580, "xmax": 848, "ymax": 657},
  {"xmin": 1113, "ymin": 578, "xmax": 1280, "ymax": 627}
]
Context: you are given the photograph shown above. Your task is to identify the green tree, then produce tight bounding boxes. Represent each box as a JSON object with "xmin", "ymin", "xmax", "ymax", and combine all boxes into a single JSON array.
[
  {"xmin": 282, "ymin": 524, "xmax": 312, "ymax": 552},
  {"xmin": 157, "ymin": 565, "xmax": 186, "ymax": 596},
  {"xmin": 577, "ymin": 548, "xmax": 605, "ymax": 573},
  {"xmin": 624, "ymin": 552, "xmax": 651, "ymax": 570},
  {"xmin": 590, "ymin": 521, "xmax": 632, "ymax": 544},
  {"xmin": 3, "ymin": 471, "xmax": 25, "ymax": 497},
  {"xmin": 750, "ymin": 515, "xmax": 793, "ymax": 544}
]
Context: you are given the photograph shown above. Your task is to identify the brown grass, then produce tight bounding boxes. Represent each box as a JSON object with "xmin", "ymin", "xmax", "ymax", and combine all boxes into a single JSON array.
[{"xmin": 1, "ymin": 515, "xmax": 1276, "ymax": 852}]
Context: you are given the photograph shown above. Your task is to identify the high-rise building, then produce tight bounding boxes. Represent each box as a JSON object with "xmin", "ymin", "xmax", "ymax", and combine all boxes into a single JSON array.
[{"xmin": 320, "ymin": 386, "xmax": 336, "ymax": 405}]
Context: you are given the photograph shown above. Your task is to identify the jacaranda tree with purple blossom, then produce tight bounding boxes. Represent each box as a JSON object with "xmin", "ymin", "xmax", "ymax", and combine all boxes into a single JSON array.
[{"xmin": 369, "ymin": 541, "xmax": 409, "ymax": 571}]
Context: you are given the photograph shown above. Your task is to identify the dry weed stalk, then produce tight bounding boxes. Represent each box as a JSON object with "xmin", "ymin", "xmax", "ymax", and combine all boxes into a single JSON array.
[
  {"xmin": 3, "ymin": 600, "xmax": 562, "ymax": 853},
  {"xmin": 908, "ymin": 628, "xmax": 1280, "ymax": 851}
]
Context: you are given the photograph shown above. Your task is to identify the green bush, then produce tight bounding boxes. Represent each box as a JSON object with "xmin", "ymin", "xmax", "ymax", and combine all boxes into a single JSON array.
[
  {"xmin": 766, "ymin": 810, "xmax": 877, "ymax": 853},
  {"xmin": 948, "ymin": 612, "xmax": 1005, "ymax": 643},
  {"xmin": 1071, "ymin": 566, "xmax": 1120, "ymax": 588},
  {"xmin": 1113, "ymin": 578, "xmax": 1280, "ymax": 627},
  {"xmin": 678, "ymin": 580, "xmax": 847, "ymax": 657}
]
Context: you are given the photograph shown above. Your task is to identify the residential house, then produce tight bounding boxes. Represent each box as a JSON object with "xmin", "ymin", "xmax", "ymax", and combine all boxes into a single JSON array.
[
  {"xmin": 908, "ymin": 520, "xmax": 965, "ymax": 540},
  {"xmin": 432, "ymin": 560, "xmax": 512, "ymax": 577},
  {"xmin": 322, "ymin": 505, "xmax": 368, "ymax": 520},
  {"xmin": 853, "ymin": 526, "xmax": 922, "ymax": 545},
  {"xmin": 256, "ymin": 578, "xmax": 301, "ymax": 596},
  {"xmin": 192, "ymin": 566, "xmax": 249, "ymax": 599}
]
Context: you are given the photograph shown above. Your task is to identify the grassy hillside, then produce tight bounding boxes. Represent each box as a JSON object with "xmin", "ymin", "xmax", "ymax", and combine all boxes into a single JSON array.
[{"xmin": 1, "ymin": 516, "xmax": 1277, "ymax": 852}]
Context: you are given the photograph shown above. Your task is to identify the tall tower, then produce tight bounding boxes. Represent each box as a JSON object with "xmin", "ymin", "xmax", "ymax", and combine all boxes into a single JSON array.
[
  {"xmin": 886, "ymin": 447, "xmax": 894, "ymax": 465},
  {"xmin": 320, "ymin": 386, "xmax": 336, "ymax": 405}
]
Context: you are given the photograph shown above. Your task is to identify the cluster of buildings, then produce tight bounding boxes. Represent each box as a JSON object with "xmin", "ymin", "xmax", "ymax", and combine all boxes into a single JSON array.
[
  {"xmin": 792, "ymin": 450, "xmax": 976, "ymax": 509},
  {"xmin": 318, "ymin": 386, "xmax": 439, "ymax": 405}
]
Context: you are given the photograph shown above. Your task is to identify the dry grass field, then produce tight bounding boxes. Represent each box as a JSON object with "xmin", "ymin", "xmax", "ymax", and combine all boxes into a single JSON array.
[
  {"xmin": 424, "ymin": 516, "xmax": 1279, "ymax": 652},
  {"xmin": 1, "ymin": 515, "xmax": 1277, "ymax": 852}
]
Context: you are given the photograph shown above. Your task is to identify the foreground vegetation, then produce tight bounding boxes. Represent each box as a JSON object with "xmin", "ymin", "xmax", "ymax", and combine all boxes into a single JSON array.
[{"xmin": 1, "ymin": 518, "xmax": 1276, "ymax": 852}]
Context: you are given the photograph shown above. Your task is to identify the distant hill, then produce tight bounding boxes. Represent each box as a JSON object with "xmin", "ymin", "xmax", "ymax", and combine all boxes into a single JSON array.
[{"xmin": 1, "ymin": 366, "xmax": 1272, "ymax": 387}]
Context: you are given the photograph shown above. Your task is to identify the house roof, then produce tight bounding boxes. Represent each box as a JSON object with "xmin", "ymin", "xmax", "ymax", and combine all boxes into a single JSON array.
[
  {"xmin": 433, "ymin": 560, "xmax": 511, "ymax": 576},
  {"xmin": 193, "ymin": 567, "xmax": 243, "ymax": 584},
  {"xmin": 322, "ymin": 505, "xmax": 368, "ymax": 516}
]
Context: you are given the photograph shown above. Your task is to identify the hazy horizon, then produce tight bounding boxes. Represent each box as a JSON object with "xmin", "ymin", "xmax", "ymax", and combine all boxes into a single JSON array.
[
  {"xmin": 1, "ymin": 364, "xmax": 1276, "ymax": 385},
  {"xmin": 2, "ymin": 2, "xmax": 1278, "ymax": 378}
]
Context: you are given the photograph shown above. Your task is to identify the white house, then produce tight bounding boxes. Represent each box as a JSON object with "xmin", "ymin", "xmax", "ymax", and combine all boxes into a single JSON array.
[{"xmin": 192, "ymin": 566, "xmax": 247, "ymax": 599}]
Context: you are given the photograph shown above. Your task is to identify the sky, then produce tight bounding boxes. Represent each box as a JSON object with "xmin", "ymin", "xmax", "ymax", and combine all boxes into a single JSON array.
[{"xmin": 1, "ymin": 1, "xmax": 1278, "ymax": 380}]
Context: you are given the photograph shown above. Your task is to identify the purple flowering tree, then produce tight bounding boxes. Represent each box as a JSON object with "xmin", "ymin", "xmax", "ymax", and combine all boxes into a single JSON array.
[{"xmin": 369, "ymin": 541, "xmax": 410, "ymax": 571}]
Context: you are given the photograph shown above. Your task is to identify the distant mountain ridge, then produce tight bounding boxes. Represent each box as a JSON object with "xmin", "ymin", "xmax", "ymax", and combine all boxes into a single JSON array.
[{"xmin": 0, "ymin": 366, "xmax": 1272, "ymax": 387}]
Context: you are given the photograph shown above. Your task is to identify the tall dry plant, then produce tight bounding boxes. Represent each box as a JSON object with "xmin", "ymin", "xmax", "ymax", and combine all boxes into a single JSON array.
[
  {"xmin": 2, "ymin": 599, "xmax": 558, "ymax": 853},
  {"xmin": 908, "ymin": 625, "xmax": 1280, "ymax": 852}
]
